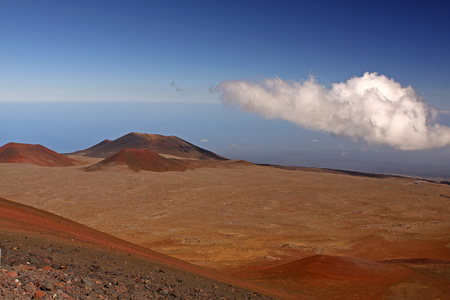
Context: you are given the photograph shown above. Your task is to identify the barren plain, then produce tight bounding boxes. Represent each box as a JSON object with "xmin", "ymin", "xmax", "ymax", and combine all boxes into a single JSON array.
[
  {"xmin": 1, "ymin": 155, "xmax": 449, "ymax": 298},
  {"xmin": 1, "ymin": 157, "xmax": 449, "ymax": 267}
]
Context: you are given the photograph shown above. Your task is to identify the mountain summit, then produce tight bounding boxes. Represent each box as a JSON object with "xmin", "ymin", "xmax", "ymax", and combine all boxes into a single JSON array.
[{"xmin": 72, "ymin": 132, "xmax": 226, "ymax": 160}]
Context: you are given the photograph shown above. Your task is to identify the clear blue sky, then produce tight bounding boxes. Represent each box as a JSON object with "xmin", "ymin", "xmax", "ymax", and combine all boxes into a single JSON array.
[
  {"xmin": 1, "ymin": 0, "xmax": 449, "ymax": 107},
  {"xmin": 1, "ymin": 1, "xmax": 449, "ymax": 178}
]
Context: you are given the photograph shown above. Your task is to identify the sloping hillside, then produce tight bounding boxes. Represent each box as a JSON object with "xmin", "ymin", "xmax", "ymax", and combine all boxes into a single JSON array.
[
  {"xmin": 85, "ymin": 148, "xmax": 188, "ymax": 172},
  {"xmin": 0, "ymin": 142, "xmax": 79, "ymax": 167},
  {"xmin": 72, "ymin": 132, "xmax": 226, "ymax": 160}
]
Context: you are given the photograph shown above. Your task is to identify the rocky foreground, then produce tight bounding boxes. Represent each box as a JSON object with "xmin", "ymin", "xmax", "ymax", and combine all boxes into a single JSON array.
[{"xmin": 0, "ymin": 231, "xmax": 275, "ymax": 300}]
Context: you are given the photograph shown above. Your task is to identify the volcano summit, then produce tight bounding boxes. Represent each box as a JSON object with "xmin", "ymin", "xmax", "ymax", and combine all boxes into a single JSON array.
[{"xmin": 72, "ymin": 132, "xmax": 226, "ymax": 161}]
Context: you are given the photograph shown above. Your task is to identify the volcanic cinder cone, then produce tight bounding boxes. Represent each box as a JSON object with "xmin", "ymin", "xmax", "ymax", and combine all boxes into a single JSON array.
[
  {"xmin": 85, "ymin": 148, "xmax": 189, "ymax": 172},
  {"xmin": 241, "ymin": 255, "xmax": 413, "ymax": 283},
  {"xmin": 72, "ymin": 132, "xmax": 227, "ymax": 160},
  {"xmin": 0, "ymin": 142, "xmax": 78, "ymax": 167}
]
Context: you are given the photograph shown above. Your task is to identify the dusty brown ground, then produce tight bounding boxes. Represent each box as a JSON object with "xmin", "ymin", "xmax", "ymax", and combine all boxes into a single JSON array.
[
  {"xmin": 1, "ymin": 157, "xmax": 449, "ymax": 267},
  {"xmin": 1, "ymin": 157, "xmax": 449, "ymax": 298},
  {"xmin": 0, "ymin": 197, "xmax": 283, "ymax": 299}
]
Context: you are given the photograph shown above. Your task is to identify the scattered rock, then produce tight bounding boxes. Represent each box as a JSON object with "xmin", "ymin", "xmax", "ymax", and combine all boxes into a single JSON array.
[
  {"xmin": 32, "ymin": 290, "xmax": 45, "ymax": 299},
  {"xmin": 0, "ymin": 232, "xmax": 275, "ymax": 300},
  {"xmin": 6, "ymin": 271, "xmax": 18, "ymax": 278},
  {"xmin": 40, "ymin": 280, "xmax": 54, "ymax": 291}
]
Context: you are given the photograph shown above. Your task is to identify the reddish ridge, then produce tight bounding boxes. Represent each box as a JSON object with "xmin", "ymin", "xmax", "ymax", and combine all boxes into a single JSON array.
[
  {"xmin": 0, "ymin": 142, "xmax": 78, "ymax": 167},
  {"xmin": 241, "ymin": 255, "xmax": 413, "ymax": 283},
  {"xmin": 0, "ymin": 197, "xmax": 299, "ymax": 299},
  {"xmin": 85, "ymin": 148, "xmax": 188, "ymax": 172}
]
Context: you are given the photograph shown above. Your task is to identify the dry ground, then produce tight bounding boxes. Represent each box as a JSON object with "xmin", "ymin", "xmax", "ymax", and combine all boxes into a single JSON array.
[
  {"xmin": 1, "ymin": 157, "xmax": 448, "ymax": 274},
  {"xmin": 0, "ymin": 197, "xmax": 283, "ymax": 299}
]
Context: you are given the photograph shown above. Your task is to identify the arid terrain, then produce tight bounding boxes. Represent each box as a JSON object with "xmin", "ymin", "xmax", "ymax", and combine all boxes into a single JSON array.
[
  {"xmin": 0, "ymin": 134, "xmax": 449, "ymax": 299},
  {"xmin": 0, "ymin": 197, "xmax": 279, "ymax": 299}
]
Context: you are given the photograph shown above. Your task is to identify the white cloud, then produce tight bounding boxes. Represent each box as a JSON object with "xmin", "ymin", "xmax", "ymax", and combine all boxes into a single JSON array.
[{"xmin": 217, "ymin": 72, "xmax": 450, "ymax": 150}]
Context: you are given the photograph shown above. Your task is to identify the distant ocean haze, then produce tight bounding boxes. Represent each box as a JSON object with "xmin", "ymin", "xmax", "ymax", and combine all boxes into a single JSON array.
[{"xmin": 1, "ymin": 102, "xmax": 449, "ymax": 180}]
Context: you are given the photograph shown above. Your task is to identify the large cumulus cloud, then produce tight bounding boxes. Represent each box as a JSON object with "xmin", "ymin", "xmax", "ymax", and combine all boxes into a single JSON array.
[{"xmin": 217, "ymin": 72, "xmax": 450, "ymax": 150}]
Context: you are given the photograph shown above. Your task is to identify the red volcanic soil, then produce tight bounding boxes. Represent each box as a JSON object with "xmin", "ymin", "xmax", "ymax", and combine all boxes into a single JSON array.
[
  {"xmin": 239, "ymin": 255, "xmax": 413, "ymax": 283},
  {"xmin": 0, "ymin": 142, "xmax": 79, "ymax": 167},
  {"xmin": 72, "ymin": 132, "xmax": 227, "ymax": 160},
  {"xmin": 0, "ymin": 197, "xmax": 202, "ymax": 272},
  {"xmin": 84, "ymin": 148, "xmax": 189, "ymax": 172},
  {"xmin": 233, "ymin": 255, "xmax": 450, "ymax": 299},
  {"xmin": 0, "ymin": 197, "xmax": 294, "ymax": 299}
]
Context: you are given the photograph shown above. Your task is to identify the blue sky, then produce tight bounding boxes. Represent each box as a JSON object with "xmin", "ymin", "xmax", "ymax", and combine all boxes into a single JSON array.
[
  {"xmin": 2, "ymin": 1, "xmax": 449, "ymax": 106},
  {"xmin": 1, "ymin": 1, "xmax": 449, "ymax": 178}
]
